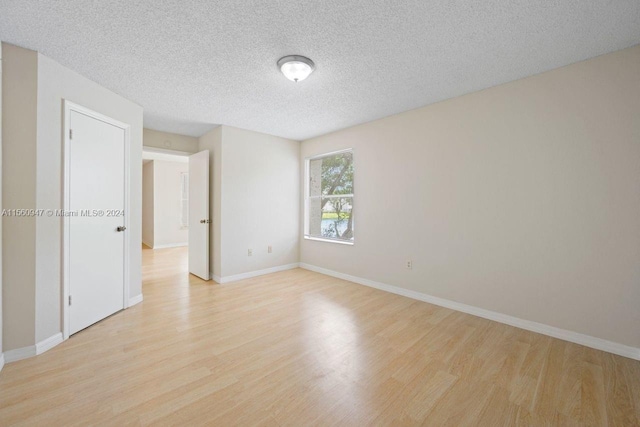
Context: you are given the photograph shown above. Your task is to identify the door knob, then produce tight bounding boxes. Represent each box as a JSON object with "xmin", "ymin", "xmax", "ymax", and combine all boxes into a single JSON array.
[
  {"xmin": 116, "ymin": 226, "xmax": 126, "ymax": 232},
  {"xmin": 200, "ymin": 219, "xmax": 211, "ymax": 224}
]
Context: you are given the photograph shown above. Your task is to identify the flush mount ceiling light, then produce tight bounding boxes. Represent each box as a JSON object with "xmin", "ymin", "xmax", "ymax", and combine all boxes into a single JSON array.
[{"xmin": 277, "ymin": 55, "xmax": 315, "ymax": 82}]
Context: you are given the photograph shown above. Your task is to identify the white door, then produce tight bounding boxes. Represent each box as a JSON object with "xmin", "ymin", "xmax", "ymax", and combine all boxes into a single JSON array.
[
  {"xmin": 188, "ymin": 150, "xmax": 210, "ymax": 279},
  {"xmin": 68, "ymin": 108, "xmax": 127, "ymax": 335}
]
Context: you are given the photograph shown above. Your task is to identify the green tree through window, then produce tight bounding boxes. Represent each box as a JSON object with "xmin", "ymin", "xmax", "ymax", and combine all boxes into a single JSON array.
[{"xmin": 306, "ymin": 150, "xmax": 354, "ymax": 242}]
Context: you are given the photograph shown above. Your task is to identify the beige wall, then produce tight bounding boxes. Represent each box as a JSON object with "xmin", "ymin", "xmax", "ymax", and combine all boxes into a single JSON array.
[
  {"xmin": 0, "ymin": 46, "xmax": 4, "ymax": 360},
  {"xmin": 198, "ymin": 126, "xmax": 300, "ymax": 280},
  {"xmin": 144, "ymin": 128, "xmax": 199, "ymax": 153},
  {"xmin": 2, "ymin": 43, "xmax": 143, "ymax": 350},
  {"xmin": 220, "ymin": 126, "xmax": 299, "ymax": 277},
  {"xmin": 2, "ymin": 43, "xmax": 37, "ymax": 350},
  {"xmin": 300, "ymin": 45, "xmax": 640, "ymax": 349},
  {"xmin": 35, "ymin": 51, "xmax": 143, "ymax": 343},
  {"xmin": 151, "ymin": 160, "xmax": 189, "ymax": 247},
  {"xmin": 142, "ymin": 161, "xmax": 154, "ymax": 248}
]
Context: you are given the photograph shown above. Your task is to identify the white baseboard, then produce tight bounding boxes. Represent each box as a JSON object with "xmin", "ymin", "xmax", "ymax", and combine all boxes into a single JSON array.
[
  {"xmin": 36, "ymin": 333, "xmax": 63, "ymax": 354},
  {"xmin": 4, "ymin": 345, "xmax": 36, "ymax": 363},
  {"xmin": 129, "ymin": 294, "xmax": 144, "ymax": 307},
  {"xmin": 0, "ymin": 353, "xmax": 5, "ymax": 372},
  {"xmin": 299, "ymin": 263, "xmax": 640, "ymax": 361},
  {"xmin": 211, "ymin": 273, "xmax": 221, "ymax": 283},
  {"xmin": 151, "ymin": 242, "xmax": 188, "ymax": 249},
  {"xmin": 216, "ymin": 263, "xmax": 300, "ymax": 284},
  {"xmin": 4, "ymin": 332, "xmax": 64, "ymax": 363}
]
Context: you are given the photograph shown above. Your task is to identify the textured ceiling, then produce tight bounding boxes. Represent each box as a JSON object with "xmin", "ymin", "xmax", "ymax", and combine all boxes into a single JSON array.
[{"xmin": 1, "ymin": 1, "xmax": 639, "ymax": 140}]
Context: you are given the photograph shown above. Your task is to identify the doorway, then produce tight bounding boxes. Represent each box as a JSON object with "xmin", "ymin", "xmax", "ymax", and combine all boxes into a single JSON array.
[{"xmin": 141, "ymin": 147, "xmax": 210, "ymax": 280}]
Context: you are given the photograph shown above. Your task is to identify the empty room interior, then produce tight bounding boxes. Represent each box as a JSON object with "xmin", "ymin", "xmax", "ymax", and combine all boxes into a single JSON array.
[{"xmin": 0, "ymin": 1, "xmax": 639, "ymax": 425}]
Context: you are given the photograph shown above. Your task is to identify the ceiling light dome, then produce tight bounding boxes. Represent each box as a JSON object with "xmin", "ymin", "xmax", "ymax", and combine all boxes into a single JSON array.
[{"xmin": 277, "ymin": 55, "xmax": 315, "ymax": 82}]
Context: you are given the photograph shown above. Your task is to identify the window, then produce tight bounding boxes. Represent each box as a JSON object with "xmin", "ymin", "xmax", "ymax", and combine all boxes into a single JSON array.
[
  {"xmin": 180, "ymin": 172, "xmax": 189, "ymax": 228},
  {"xmin": 305, "ymin": 149, "xmax": 354, "ymax": 244}
]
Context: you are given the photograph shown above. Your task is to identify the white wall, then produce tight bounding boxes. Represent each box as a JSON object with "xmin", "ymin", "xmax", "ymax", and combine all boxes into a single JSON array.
[
  {"xmin": 198, "ymin": 126, "xmax": 300, "ymax": 280},
  {"xmin": 151, "ymin": 160, "xmax": 189, "ymax": 247},
  {"xmin": 143, "ymin": 128, "xmax": 199, "ymax": 153},
  {"xmin": 142, "ymin": 159, "xmax": 188, "ymax": 249},
  {"xmin": 142, "ymin": 161, "xmax": 154, "ymax": 248},
  {"xmin": 300, "ymin": 45, "xmax": 640, "ymax": 350},
  {"xmin": 2, "ymin": 43, "xmax": 143, "ymax": 351}
]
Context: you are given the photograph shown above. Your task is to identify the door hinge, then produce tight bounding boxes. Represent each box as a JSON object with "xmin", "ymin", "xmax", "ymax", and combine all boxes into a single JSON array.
[
  {"xmin": 69, "ymin": 129, "xmax": 73, "ymax": 140},
  {"xmin": 69, "ymin": 295, "xmax": 72, "ymax": 306}
]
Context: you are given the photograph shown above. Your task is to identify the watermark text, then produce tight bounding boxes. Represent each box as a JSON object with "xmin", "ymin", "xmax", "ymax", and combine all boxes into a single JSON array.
[{"xmin": 2, "ymin": 209, "xmax": 124, "ymax": 217}]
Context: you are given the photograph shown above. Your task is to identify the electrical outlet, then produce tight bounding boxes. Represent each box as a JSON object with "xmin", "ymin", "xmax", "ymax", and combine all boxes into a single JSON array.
[
  {"xmin": 248, "ymin": 249, "xmax": 252, "ymax": 256},
  {"xmin": 405, "ymin": 260, "xmax": 412, "ymax": 269},
  {"xmin": 268, "ymin": 246, "xmax": 272, "ymax": 253}
]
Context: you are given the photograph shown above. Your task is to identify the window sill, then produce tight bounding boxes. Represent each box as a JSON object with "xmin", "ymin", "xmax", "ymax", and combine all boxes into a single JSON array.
[{"xmin": 304, "ymin": 236, "xmax": 354, "ymax": 246}]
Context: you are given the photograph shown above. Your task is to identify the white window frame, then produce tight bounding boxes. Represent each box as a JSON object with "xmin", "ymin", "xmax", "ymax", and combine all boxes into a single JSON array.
[{"xmin": 304, "ymin": 148, "xmax": 354, "ymax": 245}]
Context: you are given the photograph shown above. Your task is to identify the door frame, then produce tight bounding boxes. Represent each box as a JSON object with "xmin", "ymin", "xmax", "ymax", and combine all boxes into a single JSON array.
[{"xmin": 62, "ymin": 100, "xmax": 131, "ymax": 340}]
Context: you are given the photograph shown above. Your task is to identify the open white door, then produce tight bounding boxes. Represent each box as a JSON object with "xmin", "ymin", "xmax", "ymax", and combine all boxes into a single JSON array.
[{"xmin": 189, "ymin": 150, "xmax": 210, "ymax": 279}]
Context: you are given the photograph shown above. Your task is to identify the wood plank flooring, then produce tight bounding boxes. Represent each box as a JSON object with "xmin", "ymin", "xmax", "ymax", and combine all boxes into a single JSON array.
[{"xmin": 0, "ymin": 246, "xmax": 638, "ymax": 426}]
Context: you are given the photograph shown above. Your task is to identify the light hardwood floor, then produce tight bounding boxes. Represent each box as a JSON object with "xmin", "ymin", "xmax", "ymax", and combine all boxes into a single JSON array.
[{"xmin": 0, "ymin": 246, "xmax": 638, "ymax": 426}]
